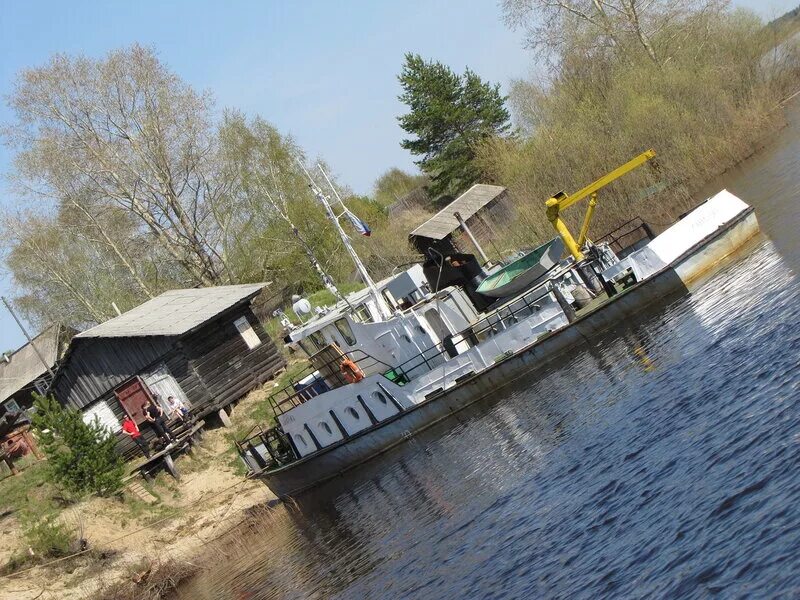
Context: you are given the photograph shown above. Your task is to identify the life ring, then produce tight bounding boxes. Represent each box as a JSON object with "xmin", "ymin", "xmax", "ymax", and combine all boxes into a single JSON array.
[{"xmin": 340, "ymin": 357, "xmax": 364, "ymax": 384}]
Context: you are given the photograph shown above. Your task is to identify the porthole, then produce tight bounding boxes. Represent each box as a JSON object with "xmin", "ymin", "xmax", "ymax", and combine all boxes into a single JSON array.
[
  {"xmin": 402, "ymin": 334, "xmax": 412, "ymax": 343},
  {"xmin": 295, "ymin": 434, "xmax": 307, "ymax": 447},
  {"xmin": 372, "ymin": 391, "xmax": 388, "ymax": 405},
  {"xmin": 345, "ymin": 406, "xmax": 360, "ymax": 420},
  {"xmin": 319, "ymin": 421, "xmax": 333, "ymax": 435}
]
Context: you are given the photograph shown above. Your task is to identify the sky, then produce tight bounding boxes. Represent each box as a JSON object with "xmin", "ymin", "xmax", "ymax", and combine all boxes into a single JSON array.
[{"xmin": 0, "ymin": 0, "xmax": 796, "ymax": 350}]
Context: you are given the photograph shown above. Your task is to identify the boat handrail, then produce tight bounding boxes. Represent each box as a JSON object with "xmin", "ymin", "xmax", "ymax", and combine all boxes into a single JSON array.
[
  {"xmin": 594, "ymin": 216, "xmax": 655, "ymax": 257},
  {"xmin": 236, "ymin": 425, "xmax": 296, "ymax": 471},
  {"xmin": 390, "ymin": 283, "xmax": 559, "ymax": 382},
  {"xmin": 268, "ymin": 350, "xmax": 394, "ymax": 416}
]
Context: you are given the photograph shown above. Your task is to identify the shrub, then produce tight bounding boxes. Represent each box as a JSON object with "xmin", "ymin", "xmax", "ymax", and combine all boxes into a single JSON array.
[
  {"xmin": 31, "ymin": 393, "xmax": 125, "ymax": 497},
  {"xmin": 23, "ymin": 516, "xmax": 74, "ymax": 558},
  {"xmin": 475, "ymin": 9, "xmax": 800, "ymax": 249}
]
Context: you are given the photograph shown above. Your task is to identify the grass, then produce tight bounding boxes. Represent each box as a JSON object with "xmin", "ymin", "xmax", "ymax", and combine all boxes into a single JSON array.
[
  {"xmin": 0, "ymin": 462, "xmax": 63, "ymax": 522},
  {"xmin": 0, "ymin": 515, "xmax": 77, "ymax": 576}
]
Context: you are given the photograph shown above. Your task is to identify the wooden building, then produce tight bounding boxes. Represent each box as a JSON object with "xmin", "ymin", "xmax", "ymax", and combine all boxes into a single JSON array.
[
  {"xmin": 50, "ymin": 284, "xmax": 285, "ymax": 457},
  {"xmin": 0, "ymin": 324, "xmax": 73, "ymax": 416},
  {"xmin": 409, "ymin": 184, "xmax": 512, "ymax": 255}
]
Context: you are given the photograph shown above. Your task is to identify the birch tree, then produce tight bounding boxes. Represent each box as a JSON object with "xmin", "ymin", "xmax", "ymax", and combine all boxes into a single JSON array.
[{"xmin": 4, "ymin": 45, "xmax": 228, "ymax": 287}]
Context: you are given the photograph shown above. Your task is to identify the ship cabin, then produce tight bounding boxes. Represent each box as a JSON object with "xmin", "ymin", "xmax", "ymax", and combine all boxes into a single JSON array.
[{"xmin": 288, "ymin": 265, "xmax": 480, "ymax": 373}]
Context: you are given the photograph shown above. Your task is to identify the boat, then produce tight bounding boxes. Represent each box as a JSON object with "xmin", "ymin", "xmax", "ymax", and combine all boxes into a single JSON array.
[
  {"xmin": 235, "ymin": 152, "xmax": 761, "ymax": 499},
  {"xmin": 476, "ymin": 237, "xmax": 565, "ymax": 297}
]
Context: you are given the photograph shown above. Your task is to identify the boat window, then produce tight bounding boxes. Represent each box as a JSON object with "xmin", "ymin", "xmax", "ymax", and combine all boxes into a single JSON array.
[
  {"xmin": 308, "ymin": 331, "xmax": 326, "ymax": 350},
  {"xmin": 424, "ymin": 308, "xmax": 450, "ymax": 341},
  {"xmin": 295, "ymin": 434, "xmax": 307, "ymax": 448},
  {"xmin": 352, "ymin": 304, "xmax": 373, "ymax": 324},
  {"xmin": 345, "ymin": 406, "xmax": 360, "ymax": 420},
  {"xmin": 372, "ymin": 391, "xmax": 388, "ymax": 405},
  {"xmin": 318, "ymin": 421, "xmax": 333, "ymax": 435},
  {"xmin": 334, "ymin": 318, "xmax": 357, "ymax": 346},
  {"xmin": 298, "ymin": 339, "xmax": 316, "ymax": 356},
  {"xmin": 382, "ymin": 289, "xmax": 398, "ymax": 309}
]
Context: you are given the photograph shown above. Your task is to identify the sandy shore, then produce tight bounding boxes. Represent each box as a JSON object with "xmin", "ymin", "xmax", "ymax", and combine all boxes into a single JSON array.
[{"xmin": 0, "ymin": 388, "xmax": 279, "ymax": 600}]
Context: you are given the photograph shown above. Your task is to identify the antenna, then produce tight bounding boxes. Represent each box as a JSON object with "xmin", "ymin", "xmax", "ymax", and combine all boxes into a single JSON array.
[{"xmin": 296, "ymin": 160, "xmax": 392, "ymax": 320}]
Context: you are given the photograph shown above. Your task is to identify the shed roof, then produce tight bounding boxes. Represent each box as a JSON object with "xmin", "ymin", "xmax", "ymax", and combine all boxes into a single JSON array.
[
  {"xmin": 409, "ymin": 184, "xmax": 507, "ymax": 241},
  {"xmin": 0, "ymin": 324, "xmax": 64, "ymax": 403},
  {"xmin": 75, "ymin": 283, "xmax": 267, "ymax": 339}
]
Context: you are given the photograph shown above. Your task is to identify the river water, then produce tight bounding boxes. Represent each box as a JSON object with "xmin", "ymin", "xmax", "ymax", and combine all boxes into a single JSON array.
[{"xmin": 178, "ymin": 103, "xmax": 800, "ymax": 599}]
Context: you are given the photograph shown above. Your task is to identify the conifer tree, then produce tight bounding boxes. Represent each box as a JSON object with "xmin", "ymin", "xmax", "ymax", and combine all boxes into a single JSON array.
[
  {"xmin": 397, "ymin": 54, "xmax": 510, "ymax": 199},
  {"xmin": 31, "ymin": 394, "xmax": 124, "ymax": 497}
]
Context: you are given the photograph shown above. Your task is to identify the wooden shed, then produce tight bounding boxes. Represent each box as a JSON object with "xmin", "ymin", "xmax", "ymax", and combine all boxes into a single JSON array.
[
  {"xmin": 49, "ymin": 284, "xmax": 285, "ymax": 457},
  {"xmin": 0, "ymin": 324, "xmax": 74, "ymax": 416},
  {"xmin": 409, "ymin": 184, "xmax": 512, "ymax": 255}
]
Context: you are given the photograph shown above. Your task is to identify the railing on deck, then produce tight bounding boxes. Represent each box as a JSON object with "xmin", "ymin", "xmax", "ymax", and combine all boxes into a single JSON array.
[
  {"xmin": 238, "ymin": 284, "xmax": 567, "ymax": 473},
  {"xmin": 595, "ymin": 217, "xmax": 655, "ymax": 258},
  {"xmin": 236, "ymin": 425, "xmax": 296, "ymax": 471},
  {"xmin": 390, "ymin": 284, "xmax": 562, "ymax": 383},
  {"xmin": 268, "ymin": 350, "xmax": 392, "ymax": 416}
]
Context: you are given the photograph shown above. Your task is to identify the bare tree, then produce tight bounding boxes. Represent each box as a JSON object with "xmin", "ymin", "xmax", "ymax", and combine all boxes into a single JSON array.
[
  {"xmin": 3, "ymin": 212, "xmax": 113, "ymax": 325},
  {"xmin": 502, "ymin": 0, "xmax": 729, "ymax": 65},
  {"xmin": 4, "ymin": 45, "xmax": 229, "ymax": 287}
]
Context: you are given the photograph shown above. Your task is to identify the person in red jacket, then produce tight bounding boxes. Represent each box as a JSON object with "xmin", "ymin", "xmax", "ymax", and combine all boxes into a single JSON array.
[{"xmin": 121, "ymin": 414, "xmax": 150, "ymax": 458}]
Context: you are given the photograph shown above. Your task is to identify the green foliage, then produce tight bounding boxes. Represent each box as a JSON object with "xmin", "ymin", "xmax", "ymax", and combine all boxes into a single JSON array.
[
  {"xmin": 23, "ymin": 515, "xmax": 74, "ymax": 558},
  {"xmin": 0, "ymin": 461, "xmax": 61, "ymax": 521},
  {"xmin": 31, "ymin": 394, "xmax": 124, "ymax": 497},
  {"xmin": 398, "ymin": 53, "xmax": 510, "ymax": 199},
  {"xmin": 475, "ymin": 7, "xmax": 800, "ymax": 252},
  {"xmin": 373, "ymin": 168, "xmax": 429, "ymax": 206}
]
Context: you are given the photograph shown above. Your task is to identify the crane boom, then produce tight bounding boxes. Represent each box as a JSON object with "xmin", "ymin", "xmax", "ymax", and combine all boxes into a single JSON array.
[{"xmin": 545, "ymin": 149, "xmax": 656, "ymax": 260}]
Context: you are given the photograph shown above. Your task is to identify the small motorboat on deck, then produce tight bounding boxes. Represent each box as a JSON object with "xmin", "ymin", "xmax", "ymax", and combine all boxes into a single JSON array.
[{"xmin": 476, "ymin": 237, "xmax": 565, "ymax": 298}]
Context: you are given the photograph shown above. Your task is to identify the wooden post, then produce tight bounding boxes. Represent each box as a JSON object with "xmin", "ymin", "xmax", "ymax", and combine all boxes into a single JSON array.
[
  {"xmin": 22, "ymin": 429, "xmax": 42, "ymax": 460},
  {"xmin": 163, "ymin": 454, "xmax": 180, "ymax": 480},
  {"xmin": 218, "ymin": 407, "xmax": 233, "ymax": 428},
  {"xmin": 454, "ymin": 212, "xmax": 491, "ymax": 266}
]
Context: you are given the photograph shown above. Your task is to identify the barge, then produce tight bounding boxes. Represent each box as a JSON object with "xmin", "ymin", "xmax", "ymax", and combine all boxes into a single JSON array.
[{"xmin": 236, "ymin": 153, "xmax": 760, "ymax": 499}]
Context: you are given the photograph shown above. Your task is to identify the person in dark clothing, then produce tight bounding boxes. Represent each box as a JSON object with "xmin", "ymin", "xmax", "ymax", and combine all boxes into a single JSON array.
[
  {"xmin": 142, "ymin": 399, "xmax": 174, "ymax": 443},
  {"xmin": 121, "ymin": 415, "xmax": 150, "ymax": 458}
]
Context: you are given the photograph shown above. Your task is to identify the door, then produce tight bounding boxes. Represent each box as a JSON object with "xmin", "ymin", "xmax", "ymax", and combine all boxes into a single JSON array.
[
  {"xmin": 141, "ymin": 363, "xmax": 191, "ymax": 413},
  {"xmin": 114, "ymin": 378, "xmax": 154, "ymax": 424}
]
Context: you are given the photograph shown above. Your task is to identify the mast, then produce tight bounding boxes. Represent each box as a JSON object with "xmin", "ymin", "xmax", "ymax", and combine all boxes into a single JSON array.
[
  {"xmin": 266, "ymin": 159, "xmax": 347, "ymax": 307},
  {"xmin": 300, "ymin": 162, "xmax": 392, "ymax": 320}
]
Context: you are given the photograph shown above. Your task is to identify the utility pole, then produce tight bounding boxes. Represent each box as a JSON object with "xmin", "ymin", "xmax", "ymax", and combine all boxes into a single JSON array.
[{"xmin": 1, "ymin": 296, "xmax": 55, "ymax": 377}]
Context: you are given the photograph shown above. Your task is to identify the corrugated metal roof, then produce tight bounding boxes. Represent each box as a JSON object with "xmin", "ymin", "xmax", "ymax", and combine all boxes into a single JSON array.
[
  {"xmin": 0, "ymin": 324, "xmax": 63, "ymax": 403},
  {"xmin": 75, "ymin": 283, "xmax": 267, "ymax": 339},
  {"xmin": 409, "ymin": 184, "xmax": 507, "ymax": 241}
]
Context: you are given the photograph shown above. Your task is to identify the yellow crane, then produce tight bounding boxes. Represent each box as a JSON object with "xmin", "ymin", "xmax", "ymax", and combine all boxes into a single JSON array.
[{"xmin": 545, "ymin": 149, "xmax": 657, "ymax": 261}]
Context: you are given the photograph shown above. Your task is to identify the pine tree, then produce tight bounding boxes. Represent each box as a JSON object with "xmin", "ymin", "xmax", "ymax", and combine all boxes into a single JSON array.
[
  {"xmin": 31, "ymin": 394, "xmax": 124, "ymax": 497},
  {"xmin": 397, "ymin": 54, "xmax": 511, "ymax": 199}
]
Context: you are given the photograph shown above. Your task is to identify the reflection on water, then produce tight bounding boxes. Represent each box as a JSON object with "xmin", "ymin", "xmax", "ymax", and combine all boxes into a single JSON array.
[{"xmin": 179, "ymin": 101, "xmax": 800, "ymax": 599}]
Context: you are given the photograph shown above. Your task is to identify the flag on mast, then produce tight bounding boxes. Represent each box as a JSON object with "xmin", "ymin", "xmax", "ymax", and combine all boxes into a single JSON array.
[{"xmin": 345, "ymin": 210, "xmax": 372, "ymax": 237}]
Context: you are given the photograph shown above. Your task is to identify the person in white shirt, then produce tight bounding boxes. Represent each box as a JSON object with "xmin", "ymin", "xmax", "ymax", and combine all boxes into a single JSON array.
[{"xmin": 167, "ymin": 395, "xmax": 189, "ymax": 422}]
